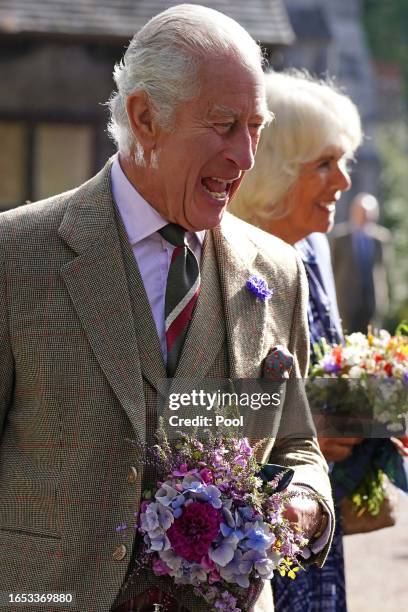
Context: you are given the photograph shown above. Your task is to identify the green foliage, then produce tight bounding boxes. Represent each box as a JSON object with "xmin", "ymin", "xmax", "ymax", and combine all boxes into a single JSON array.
[
  {"xmin": 351, "ymin": 468, "xmax": 386, "ymax": 517},
  {"xmin": 362, "ymin": 2, "xmax": 408, "ymax": 323},
  {"xmin": 376, "ymin": 122, "xmax": 408, "ymax": 322},
  {"xmin": 363, "ymin": 0, "xmax": 408, "ymax": 99},
  {"xmin": 395, "ymin": 320, "xmax": 408, "ymax": 336}
]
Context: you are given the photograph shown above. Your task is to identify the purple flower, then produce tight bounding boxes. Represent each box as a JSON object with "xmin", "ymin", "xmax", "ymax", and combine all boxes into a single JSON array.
[
  {"xmin": 242, "ymin": 521, "xmax": 275, "ymax": 553},
  {"xmin": 167, "ymin": 501, "xmax": 221, "ymax": 563},
  {"xmin": 214, "ymin": 591, "xmax": 240, "ymax": 612},
  {"xmin": 171, "ymin": 494, "xmax": 187, "ymax": 518},
  {"xmin": 182, "ymin": 476, "xmax": 222, "ymax": 509},
  {"xmin": 403, "ymin": 371, "xmax": 408, "ymax": 388},
  {"xmin": 322, "ymin": 356, "xmax": 341, "ymax": 373},
  {"xmin": 152, "ymin": 557, "xmax": 171, "ymax": 576},
  {"xmin": 172, "ymin": 463, "xmax": 198, "ymax": 477},
  {"xmin": 209, "ymin": 541, "xmax": 237, "ymax": 568},
  {"xmin": 237, "ymin": 438, "xmax": 252, "ymax": 457},
  {"xmin": 240, "ymin": 549, "xmax": 276, "ymax": 578},
  {"xmin": 148, "ymin": 532, "xmax": 171, "ymax": 552},
  {"xmin": 246, "ymin": 275, "xmax": 273, "ymax": 301},
  {"xmin": 140, "ymin": 502, "xmax": 174, "ymax": 539},
  {"xmin": 155, "ymin": 482, "xmax": 179, "ymax": 506},
  {"xmin": 220, "ymin": 522, "xmax": 244, "ymax": 545},
  {"xmin": 199, "ymin": 468, "xmax": 213, "ymax": 483},
  {"xmin": 220, "ymin": 508, "xmax": 244, "ymax": 545},
  {"xmin": 218, "ymin": 549, "xmax": 250, "ymax": 587}
]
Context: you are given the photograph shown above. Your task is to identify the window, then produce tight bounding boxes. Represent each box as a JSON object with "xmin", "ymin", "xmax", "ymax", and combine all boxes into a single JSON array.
[
  {"xmin": 0, "ymin": 119, "xmax": 101, "ymax": 211},
  {"xmin": 0, "ymin": 121, "xmax": 27, "ymax": 210},
  {"xmin": 34, "ymin": 123, "xmax": 93, "ymax": 200}
]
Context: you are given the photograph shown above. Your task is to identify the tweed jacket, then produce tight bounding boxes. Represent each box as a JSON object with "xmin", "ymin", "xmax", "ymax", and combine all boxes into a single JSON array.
[{"xmin": 0, "ymin": 160, "xmax": 333, "ymax": 612}]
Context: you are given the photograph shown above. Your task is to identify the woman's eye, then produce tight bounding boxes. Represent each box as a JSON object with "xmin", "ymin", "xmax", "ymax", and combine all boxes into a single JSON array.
[{"xmin": 318, "ymin": 160, "xmax": 331, "ymax": 170}]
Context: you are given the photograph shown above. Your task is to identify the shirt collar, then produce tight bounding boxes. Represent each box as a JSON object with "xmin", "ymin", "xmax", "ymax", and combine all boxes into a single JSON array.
[{"xmin": 110, "ymin": 154, "xmax": 205, "ymax": 246}]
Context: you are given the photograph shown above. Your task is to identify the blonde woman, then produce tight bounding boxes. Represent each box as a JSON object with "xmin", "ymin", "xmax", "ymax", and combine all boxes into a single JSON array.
[{"xmin": 229, "ymin": 70, "xmax": 363, "ymax": 612}]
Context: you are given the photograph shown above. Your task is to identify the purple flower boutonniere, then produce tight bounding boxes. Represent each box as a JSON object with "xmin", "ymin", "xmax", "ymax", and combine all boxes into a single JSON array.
[{"xmin": 246, "ymin": 275, "xmax": 273, "ymax": 301}]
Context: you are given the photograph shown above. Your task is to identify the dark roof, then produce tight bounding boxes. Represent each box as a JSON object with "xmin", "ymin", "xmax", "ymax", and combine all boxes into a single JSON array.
[
  {"xmin": 287, "ymin": 5, "xmax": 332, "ymax": 41},
  {"xmin": 0, "ymin": 0, "xmax": 294, "ymax": 45}
]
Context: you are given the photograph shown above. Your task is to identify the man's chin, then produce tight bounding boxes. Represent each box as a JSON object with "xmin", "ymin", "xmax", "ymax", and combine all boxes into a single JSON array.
[{"xmin": 186, "ymin": 208, "xmax": 227, "ymax": 232}]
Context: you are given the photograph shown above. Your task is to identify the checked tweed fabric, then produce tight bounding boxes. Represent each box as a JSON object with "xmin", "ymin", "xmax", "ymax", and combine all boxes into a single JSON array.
[{"xmin": 159, "ymin": 224, "xmax": 200, "ymax": 377}]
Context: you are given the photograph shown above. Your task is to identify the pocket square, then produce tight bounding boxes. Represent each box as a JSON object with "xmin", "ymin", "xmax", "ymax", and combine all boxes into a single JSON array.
[{"xmin": 263, "ymin": 345, "xmax": 294, "ymax": 380}]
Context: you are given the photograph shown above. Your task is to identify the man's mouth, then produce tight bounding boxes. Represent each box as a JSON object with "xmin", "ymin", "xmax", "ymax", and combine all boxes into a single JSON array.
[{"xmin": 201, "ymin": 177, "xmax": 236, "ymax": 201}]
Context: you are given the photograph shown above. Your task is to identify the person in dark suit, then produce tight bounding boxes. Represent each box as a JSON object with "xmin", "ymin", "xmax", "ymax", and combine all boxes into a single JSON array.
[
  {"xmin": 330, "ymin": 192, "xmax": 392, "ymax": 333},
  {"xmin": 0, "ymin": 7, "xmax": 333, "ymax": 612}
]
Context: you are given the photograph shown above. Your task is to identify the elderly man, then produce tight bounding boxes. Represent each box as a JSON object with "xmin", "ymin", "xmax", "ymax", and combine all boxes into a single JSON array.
[{"xmin": 0, "ymin": 5, "xmax": 333, "ymax": 611}]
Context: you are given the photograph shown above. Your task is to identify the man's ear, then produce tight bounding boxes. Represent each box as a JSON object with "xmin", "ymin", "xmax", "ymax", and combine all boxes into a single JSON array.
[{"xmin": 126, "ymin": 91, "xmax": 158, "ymax": 149}]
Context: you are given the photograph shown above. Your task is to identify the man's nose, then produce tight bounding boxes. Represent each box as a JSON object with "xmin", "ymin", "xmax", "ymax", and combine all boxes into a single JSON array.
[{"xmin": 225, "ymin": 126, "xmax": 256, "ymax": 171}]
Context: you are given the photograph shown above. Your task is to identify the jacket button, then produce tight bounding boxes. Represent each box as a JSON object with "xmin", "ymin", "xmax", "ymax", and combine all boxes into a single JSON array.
[
  {"xmin": 127, "ymin": 466, "xmax": 138, "ymax": 484},
  {"xmin": 113, "ymin": 544, "xmax": 127, "ymax": 561}
]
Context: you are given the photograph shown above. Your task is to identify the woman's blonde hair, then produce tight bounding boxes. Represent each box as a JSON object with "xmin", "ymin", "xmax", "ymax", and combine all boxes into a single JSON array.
[{"xmin": 229, "ymin": 70, "xmax": 363, "ymax": 222}]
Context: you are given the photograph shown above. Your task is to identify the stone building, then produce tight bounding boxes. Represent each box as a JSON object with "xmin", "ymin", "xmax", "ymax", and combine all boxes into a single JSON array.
[{"xmin": 0, "ymin": 0, "xmax": 293, "ymax": 211}]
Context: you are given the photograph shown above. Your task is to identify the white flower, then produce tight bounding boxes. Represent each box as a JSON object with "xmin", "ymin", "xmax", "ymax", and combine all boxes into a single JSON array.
[{"xmin": 348, "ymin": 366, "xmax": 364, "ymax": 378}]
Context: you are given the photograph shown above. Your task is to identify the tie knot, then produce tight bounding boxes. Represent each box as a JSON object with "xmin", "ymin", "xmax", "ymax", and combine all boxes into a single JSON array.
[{"xmin": 159, "ymin": 223, "xmax": 186, "ymax": 247}]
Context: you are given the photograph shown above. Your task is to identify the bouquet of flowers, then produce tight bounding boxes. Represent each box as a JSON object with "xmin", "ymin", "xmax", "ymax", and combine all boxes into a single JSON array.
[
  {"xmin": 307, "ymin": 324, "xmax": 408, "ymax": 519},
  {"xmin": 121, "ymin": 424, "xmax": 312, "ymax": 612},
  {"xmin": 308, "ymin": 325, "xmax": 408, "ymax": 432}
]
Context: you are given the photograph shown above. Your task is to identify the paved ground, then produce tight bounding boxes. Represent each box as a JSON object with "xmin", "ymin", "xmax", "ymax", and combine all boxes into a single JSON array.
[{"xmin": 344, "ymin": 492, "xmax": 408, "ymax": 612}]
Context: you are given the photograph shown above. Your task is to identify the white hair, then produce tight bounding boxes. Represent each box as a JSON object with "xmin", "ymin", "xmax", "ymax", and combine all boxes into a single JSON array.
[
  {"xmin": 229, "ymin": 70, "xmax": 363, "ymax": 222},
  {"xmin": 107, "ymin": 3, "xmax": 264, "ymax": 156}
]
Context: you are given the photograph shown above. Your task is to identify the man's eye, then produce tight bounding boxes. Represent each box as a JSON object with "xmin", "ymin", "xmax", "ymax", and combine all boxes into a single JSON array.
[
  {"xmin": 249, "ymin": 124, "xmax": 264, "ymax": 132},
  {"xmin": 215, "ymin": 122, "xmax": 235, "ymax": 131}
]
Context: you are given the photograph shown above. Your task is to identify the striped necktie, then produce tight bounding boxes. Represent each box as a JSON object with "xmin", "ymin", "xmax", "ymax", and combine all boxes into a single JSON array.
[{"xmin": 159, "ymin": 223, "xmax": 201, "ymax": 377}]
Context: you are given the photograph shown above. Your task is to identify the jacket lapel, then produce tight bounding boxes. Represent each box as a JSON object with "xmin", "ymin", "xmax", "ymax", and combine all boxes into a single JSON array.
[
  {"xmin": 114, "ymin": 210, "xmax": 167, "ymax": 390},
  {"xmin": 58, "ymin": 160, "xmax": 147, "ymax": 444},
  {"xmin": 213, "ymin": 213, "xmax": 272, "ymax": 378}
]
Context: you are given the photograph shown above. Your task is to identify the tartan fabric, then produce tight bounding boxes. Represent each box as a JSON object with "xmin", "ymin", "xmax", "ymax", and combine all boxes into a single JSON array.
[
  {"xmin": 0, "ymin": 159, "xmax": 333, "ymax": 612},
  {"xmin": 158, "ymin": 224, "xmax": 200, "ymax": 377},
  {"xmin": 274, "ymin": 237, "xmax": 346, "ymax": 612},
  {"xmin": 273, "ymin": 505, "xmax": 346, "ymax": 612}
]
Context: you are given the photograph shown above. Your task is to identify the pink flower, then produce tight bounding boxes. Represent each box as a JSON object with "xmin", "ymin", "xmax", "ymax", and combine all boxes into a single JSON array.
[
  {"xmin": 152, "ymin": 557, "xmax": 171, "ymax": 576},
  {"xmin": 167, "ymin": 502, "xmax": 221, "ymax": 563},
  {"xmin": 201, "ymin": 557, "xmax": 221, "ymax": 583},
  {"xmin": 209, "ymin": 568, "xmax": 221, "ymax": 584},
  {"xmin": 199, "ymin": 468, "xmax": 213, "ymax": 483},
  {"xmin": 172, "ymin": 463, "xmax": 198, "ymax": 477},
  {"xmin": 201, "ymin": 554, "xmax": 216, "ymax": 571}
]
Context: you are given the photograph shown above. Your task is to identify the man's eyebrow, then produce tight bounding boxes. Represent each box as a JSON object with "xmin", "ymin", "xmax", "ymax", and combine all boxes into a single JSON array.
[
  {"xmin": 210, "ymin": 104, "xmax": 273, "ymax": 124},
  {"xmin": 210, "ymin": 105, "xmax": 239, "ymax": 118}
]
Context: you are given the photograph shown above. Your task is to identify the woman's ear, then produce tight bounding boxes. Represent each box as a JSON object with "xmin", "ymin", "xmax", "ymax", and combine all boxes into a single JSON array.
[{"xmin": 126, "ymin": 91, "xmax": 158, "ymax": 150}]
